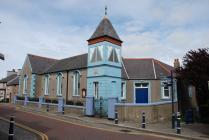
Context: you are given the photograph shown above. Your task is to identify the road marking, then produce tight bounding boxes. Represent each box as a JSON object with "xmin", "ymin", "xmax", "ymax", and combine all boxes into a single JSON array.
[
  {"xmin": 15, "ymin": 107, "xmax": 180, "ymax": 140},
  {"xmin": 0, "ymin": 116, "xmax": 48, "ymax": 140}
]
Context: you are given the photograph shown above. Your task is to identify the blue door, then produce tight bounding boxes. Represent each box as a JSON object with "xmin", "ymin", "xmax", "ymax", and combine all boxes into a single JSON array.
[{"xmin": 135, "ymin": 88, "xmax": 148, "ymax": 103}]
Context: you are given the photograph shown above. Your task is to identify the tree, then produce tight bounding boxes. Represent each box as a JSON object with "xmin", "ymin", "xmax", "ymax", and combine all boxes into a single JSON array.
[{"xmin": 176, "ymin": 48, "xmax": 209, "ymax": 122}]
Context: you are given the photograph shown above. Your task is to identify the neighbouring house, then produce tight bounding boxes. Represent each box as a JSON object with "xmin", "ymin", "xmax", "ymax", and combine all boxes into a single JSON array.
[
  {"xmin": 6, "ymin": 76, "xmax": 19, "ymax": 102},
  {"xmin": 0, "ymin": 70, "xmax": 19, "ymax": 102},
  {"xmin": 17, "ymin": 15, "xmax": 178, "ymax": 123}
]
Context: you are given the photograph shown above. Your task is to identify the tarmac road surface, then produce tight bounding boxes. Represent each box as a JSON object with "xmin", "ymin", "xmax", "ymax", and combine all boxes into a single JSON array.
[{"xmin": 0, "ymin": 105, "xmax": 174, "ymax": 140}]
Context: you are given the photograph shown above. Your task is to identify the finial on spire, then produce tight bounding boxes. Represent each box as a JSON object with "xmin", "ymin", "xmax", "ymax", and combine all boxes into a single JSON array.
[{"xmin": 105, "ymin": 6, "xmax": 107, "ymax": 16}]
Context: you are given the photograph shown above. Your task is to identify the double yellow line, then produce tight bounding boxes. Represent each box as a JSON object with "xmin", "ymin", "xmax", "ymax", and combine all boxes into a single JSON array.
[{"xmin": 0, "ymin": 116, "xmax": 48, "ymax": 140}]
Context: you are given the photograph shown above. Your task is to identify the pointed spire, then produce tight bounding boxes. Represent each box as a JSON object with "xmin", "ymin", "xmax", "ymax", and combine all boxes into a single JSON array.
[{"xmin": 88, "ymin": 15, "xmax": 121, "ymax": 42}]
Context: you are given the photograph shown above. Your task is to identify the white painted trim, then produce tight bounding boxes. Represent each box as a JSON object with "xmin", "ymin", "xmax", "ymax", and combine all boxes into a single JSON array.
[
  {"xmin": 133, "ymin": 81, "xmax": 151, "ymax": 103},
  {"xmin": 152, "ymin": 59, "xmax": 157, "ymax": 79},
  {"xmin": 122, "ymin": 60, "xmax": 130, "ymax": 79}
]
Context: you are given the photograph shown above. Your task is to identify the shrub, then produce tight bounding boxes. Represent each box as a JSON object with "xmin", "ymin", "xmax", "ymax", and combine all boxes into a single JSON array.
[
  {"xmin": 75, "ymin": 100, "xmax": 84, "ymax": 106},
  {"xmin": 17, "ymin": 96, "xmax": 24, "ymax": 100},
  {"xmin": 66, "ymin": 100, "xmax": 74, "ymax": 105},
  {"xmin": 51, "ymin": 99, "xmax": 58, "ymax": 104},
  {"xmin": 28, "ymin": 97, "xmax": 39, "ymax": 102}
]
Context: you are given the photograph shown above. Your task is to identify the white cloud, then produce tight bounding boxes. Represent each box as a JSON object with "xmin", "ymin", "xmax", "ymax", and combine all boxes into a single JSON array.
[{"xmin": 0, "ymin": 0, "xmax": 209, "ymax": 78}]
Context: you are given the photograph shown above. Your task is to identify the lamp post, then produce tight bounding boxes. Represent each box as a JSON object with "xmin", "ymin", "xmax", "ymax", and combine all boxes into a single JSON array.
[
  {"xmin": 161, "ymin": 70, "xmax": 175, "ymax": 129},
  {"xmin": 170, "ymin": 70, "xmax": 175, "ymax": 129}
]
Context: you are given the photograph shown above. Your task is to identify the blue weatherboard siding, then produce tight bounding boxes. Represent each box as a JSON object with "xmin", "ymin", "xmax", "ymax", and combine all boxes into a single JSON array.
[
  {"xmin": 87, "ymin": 41, "xmax": 122, "ymax": 100},
  {"xmin": 30, "ymin": 74, "xmax": 36, "ymax": 97}
]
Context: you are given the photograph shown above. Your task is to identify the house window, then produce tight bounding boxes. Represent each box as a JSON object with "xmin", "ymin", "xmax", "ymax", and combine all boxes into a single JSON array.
[
  {"xmin": 23, "ymin": 75, "xmax": 28, "ymax": 94},
  {"xmin": 73, "ymin": 71, "xmax": 80, "ymax": 96},
  {"xmin": 108, "ymin": 48, "xmax": 119, "ymax": 63},
  {"xmin": 56, "ymin": 73, "xmax": 63, "ymax": 96},
  {"xmin": 161, "ymin": 81, "xmax": 171, "ymax": 99},
  {"xmin": 44, "ymin": 75, "xmax": 49, "ymax": 95},
  {"xmin": 93, "ymin": 82, "xmax": 99, "ymax": 99},
  {"xmin": 121, "ymin": 82, "xmax": 126, "ymax": 99},
  {"xmin": 91, "ymin": 46, "xmax": 102, "ymax": 63},
  {"xmin": 135, "ymin": 83, "xmax": 149, "ymax": 88}
]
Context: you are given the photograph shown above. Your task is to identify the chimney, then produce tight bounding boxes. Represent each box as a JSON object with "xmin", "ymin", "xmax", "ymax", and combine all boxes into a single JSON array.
[
  {"xmin": 174, "ymin": 59, "xmax": 180, "ymax": 69},
  {"xmin": 17, "ymin": 69, "xmax": 21, "ymax": 76},
  {"xmin": 7, "ymin": 69, "xmax": 17, "ymax": 76}
]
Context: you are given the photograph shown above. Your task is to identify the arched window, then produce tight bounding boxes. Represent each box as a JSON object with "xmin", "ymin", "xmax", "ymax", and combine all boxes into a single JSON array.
[
  {"xmin": 23, "ymin": 75, "xmax": 28, "ymax": 94},
  {"xmin": 44, "ymin": 74, "xmax": 50, "ymax": 95},
  {"xmin": 73, "ymin": 71, "xmax": 80, "ymax": 96},
  {"xmin": 56, "ymin": 73, "xmax": 63, "ymax": 96}
]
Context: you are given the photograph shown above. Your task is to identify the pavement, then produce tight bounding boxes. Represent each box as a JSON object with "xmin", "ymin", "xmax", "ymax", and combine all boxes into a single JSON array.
[{"xmin": 1, "ymin": 103, "xmax": 209, "ymax": 140}]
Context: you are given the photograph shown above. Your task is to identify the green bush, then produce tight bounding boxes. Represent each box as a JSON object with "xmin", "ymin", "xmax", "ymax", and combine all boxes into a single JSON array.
[
  {"xmin": 75, "ymin": 100, "xmax": 84, "ymax": 106},
  {"xmin": 28, "ymin": 97, "xmax": 39, "ymax": 102},
  {"xmin": 66, "ymin": 100, "xmax": 74, "ymax": 105},
  {"xmin": 16, "ymin": 96, "xmax": 24, "ymax": 100}
]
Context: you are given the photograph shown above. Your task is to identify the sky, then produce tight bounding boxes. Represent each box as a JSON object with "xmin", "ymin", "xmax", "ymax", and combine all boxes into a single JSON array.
[{"xmin": 0, "ymin": 0, "xmax": 209, "ymax": 78}]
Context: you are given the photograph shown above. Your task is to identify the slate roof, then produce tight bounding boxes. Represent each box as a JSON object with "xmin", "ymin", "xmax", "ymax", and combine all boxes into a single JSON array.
[
  {"xmin": 28, "ymin": 54, "xmax": 57, "ymax": 74},
  {"xmin": 122, "ymin": 58, "xmax": 174, "ymax": 80},
  {"xmin": 44, "ymin": 54, "xmax": 88, "ymax": 73},
  {"xmin": 88, "ymin": 17, "xmax": 121, "ymax": 41},
  {"xmin": 7, "ymin": 76, "xmax": 19, "ymax": 86},
  {"xmin": 0, "ymin": 74, "xmax": 17, "ymax": 83}
]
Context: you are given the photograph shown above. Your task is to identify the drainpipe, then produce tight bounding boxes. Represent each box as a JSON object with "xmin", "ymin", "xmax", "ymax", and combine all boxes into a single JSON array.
[{"xmin": 65, "ymin": 70, "xmax": 69, "ymax": 104}]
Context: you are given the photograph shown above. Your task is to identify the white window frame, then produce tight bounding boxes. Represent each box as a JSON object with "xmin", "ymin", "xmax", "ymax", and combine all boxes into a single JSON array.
[
  {"xmin": 23, "ymin": 75, "xmax": 28, "ymax": 94},
  {"xmin": 161, "ymin": 81, "xmax": 171, "ymax": 99},
  {"xmin": 121, "ymin": 82, "xmax": 126, "ymax": 99},
  {"xmin": 73, "ymin": 71, "xmax": 80, "ymax": 96},
  {"xmin": 56, "ymin": 73, "xmax": 63, "ymax": 96},
  {"xmin": 44, "ymin": 75, "xmax": 50, "ymax": 96}
]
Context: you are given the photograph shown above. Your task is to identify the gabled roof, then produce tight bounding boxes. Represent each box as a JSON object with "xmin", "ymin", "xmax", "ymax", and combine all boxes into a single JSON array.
[
  {"xmin": 7, "ymin": 76, "xmax": 19, "ymax": 86},
  {"xmin": 0, "ymin": 74, "xmax": 17, "ymax": 83},
  {"xmin": 122, "ymin": 58, "xmax": 174, "ymax": 80},
  {"xmin": 88, "ymin": 17, "xmax": 121, "ymax": 42},
  {"xmin": 27, "ymin": 54, "xmax": 57, "ymax": 74},
  {"xmin": 44, "ymin": 54, "xmax": 88, "ymax": 73}
]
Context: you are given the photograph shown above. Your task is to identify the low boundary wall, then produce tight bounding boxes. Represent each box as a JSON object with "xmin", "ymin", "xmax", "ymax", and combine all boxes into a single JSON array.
[
  {"xmin": 116, "ymin": 101, "xmax": 178, "ymax": 123},
  {"xmin": 15, "ymin": 99, "xmax": 85, "ymax": 116}
]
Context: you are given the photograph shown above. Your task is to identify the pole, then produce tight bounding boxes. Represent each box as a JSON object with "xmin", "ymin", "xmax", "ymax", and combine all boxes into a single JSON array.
[
  {"xmin": 176, "ymin": 112, "xmax": 181, "ymax": 134},
  {"xmin": 8, "ymin": 115, "xmax": 14, "ymax": 140},
  {"xmin": 141, "ymin": 112, "xmax": 146, "ymax": 129},
  {"xmin": 115, "ymin": 109, "xmax": 118, "ymax": 124},
  {"xmin": 62, "ymin": 105, "xmax": 65, "ymax": 115},
  {"xmin": 171, "ymin": 70, "xmax": 175, "ymax": 129},
  {"xmin": 46, "ymin": 104, "xmax": 49, "ymax": 112}
]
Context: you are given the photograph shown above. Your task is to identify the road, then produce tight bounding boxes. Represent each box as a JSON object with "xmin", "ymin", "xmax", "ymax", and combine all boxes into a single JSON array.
[{"xmin": 0, "ymin": 105, "xmax": 174, "ymax": 140}]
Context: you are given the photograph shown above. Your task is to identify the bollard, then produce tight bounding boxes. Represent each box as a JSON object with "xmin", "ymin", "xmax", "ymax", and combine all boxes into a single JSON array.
[
  {"xmin": 46, "ymin": 104, "xmax": 49, "ymax": 112},
  {"xmin": 172, "ymin": 113, "xmax": 176, "ymax": 129},
  {"xmin": 176, "ymin": 112, "xmax": 181, "ymax": 134},
  {"xmin": 62, "ymin": 105, "xmax": 65, "ymax": 115},
  {"xmin": 115, "ymin": 109, "xmax": 118, "ymax": 124},
  {"xmin": 99, "ymin": 97, "xmax": 103, "ymax": 118},
  {"xmin": 141, "ymin": 112, "xmax": 146, "ymax": 129},
  {"xmin": 8, "ymin": 115, "xmax": 14, "ymax": 140}
]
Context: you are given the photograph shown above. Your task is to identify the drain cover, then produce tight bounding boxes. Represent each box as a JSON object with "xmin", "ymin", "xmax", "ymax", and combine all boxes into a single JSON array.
[{"xmin": 119, "ymin": 129, "xmax": 132, "ymax": 133}]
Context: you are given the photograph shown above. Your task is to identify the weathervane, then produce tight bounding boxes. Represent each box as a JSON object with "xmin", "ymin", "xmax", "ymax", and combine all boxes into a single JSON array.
[{"xmin": 105, "ymin": 6, "xmax": 107, "ymax": 16}]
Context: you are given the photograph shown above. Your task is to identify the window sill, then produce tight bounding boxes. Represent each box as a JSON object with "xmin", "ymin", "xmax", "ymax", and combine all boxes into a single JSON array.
[
  {"xmin": 73, "ymin": 95, "xmax": 80, "ymax": 97},
  {"xmin": 161, "ymin": 97, "xmax": 171, "ymax": 100}
]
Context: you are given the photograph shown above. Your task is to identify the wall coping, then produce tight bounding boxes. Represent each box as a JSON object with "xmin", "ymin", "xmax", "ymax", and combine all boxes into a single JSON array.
[
  {"xmin": 64, "ymin": 104, "xmax": 85, "ymax": 109},
  {"xmin": 115, "ymin": 101, "xmax": 177, "ymax": 107}
]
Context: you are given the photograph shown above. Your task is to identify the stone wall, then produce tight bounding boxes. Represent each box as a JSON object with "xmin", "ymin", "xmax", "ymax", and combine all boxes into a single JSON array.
[{"xmin": 116, "ymin": 102, "xmax": 178, "ymax": 123}]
